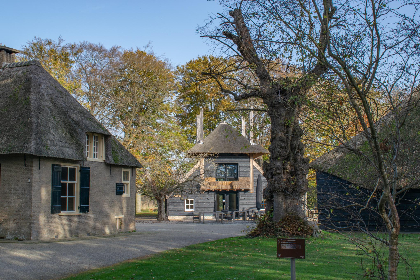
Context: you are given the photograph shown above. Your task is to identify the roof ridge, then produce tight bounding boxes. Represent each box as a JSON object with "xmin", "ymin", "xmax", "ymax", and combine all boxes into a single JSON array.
[{"xmin": 2, "ymin": 60, "xmax": 42, "ymax": 69}]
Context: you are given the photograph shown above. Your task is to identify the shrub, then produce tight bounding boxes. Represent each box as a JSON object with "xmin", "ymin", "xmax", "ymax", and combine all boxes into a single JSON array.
[{"xmin": 248, "ymin": 212, "xmax": 313, "ymax": 237}]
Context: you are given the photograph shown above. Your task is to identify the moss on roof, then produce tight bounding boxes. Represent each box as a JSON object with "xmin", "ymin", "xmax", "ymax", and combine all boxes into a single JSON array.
[{"xmin": 0, "ymin": 61, "xmax": 141, "ymax": 168}]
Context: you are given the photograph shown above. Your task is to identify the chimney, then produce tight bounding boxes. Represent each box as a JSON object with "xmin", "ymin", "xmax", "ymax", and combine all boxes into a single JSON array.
[
  {"xmin": 196, "ymin": 108, "xmax": 204, "ymax": 144},
  {"xmin": 0, "ymin": 46, "xmax": 19, "ymax": 67},
  {"xmin": 249, "ymin": 107, "xmax": 254, "ymax": 145},
  {"xmin": 241, "ymin": 116, "xmax": 246, "ymax": 137}
]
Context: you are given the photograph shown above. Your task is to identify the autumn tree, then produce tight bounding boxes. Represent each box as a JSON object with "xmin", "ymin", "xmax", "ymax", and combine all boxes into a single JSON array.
[
  {"xmin": 69, "ymin": 42, "xmax": 122, "ymax": 125},
  {"xmin": 109, "ymin": 49, "xmax": 194, "ymax": 220},
  {"xmin": 20, "ymin": 37, "xmax": 80, "ymax": 95},
  {"xmin": 176, "ymin": 55, "xmax": 271, "ymax": 150},
  {"xmin": 176, "ymin": 56, "xmax": 237, "ymax": 139}
]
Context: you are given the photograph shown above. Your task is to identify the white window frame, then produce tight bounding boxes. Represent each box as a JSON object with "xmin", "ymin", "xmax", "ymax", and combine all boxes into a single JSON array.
[
  {"xmin": 60, "ymin": 166, "xmax": 79, "ymax": 213},
  {"xmin": 85, "ymin": 134, "xmax": 90, "ymax": 158},
  {"xmin": 185, "ymin": 199, "xmax": 194, "ymax": 212},
  {"xmin": 122, "ymin": 168, "xmax": 130, "ymax": 197},
  {"xmin": 86, "ymin": 133, "xmax": 105, "ymax": 162},
  {"xmin": 93, "ymin": 135, "xmax": 99, "ymax": 158}
]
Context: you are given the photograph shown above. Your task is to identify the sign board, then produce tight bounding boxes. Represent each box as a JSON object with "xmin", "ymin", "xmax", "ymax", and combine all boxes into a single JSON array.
[
  {"xmin": 277, "ymin": 238, "xmax": 305, "ymax": 259},
  {"xmin": 116, "ymin": 183, "xmax": 124, "ymax": 195}
]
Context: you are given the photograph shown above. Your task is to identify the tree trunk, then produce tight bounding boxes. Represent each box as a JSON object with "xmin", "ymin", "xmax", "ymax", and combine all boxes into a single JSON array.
[
  {"xmin": 386, "ymin": 194, "xmax": 400, "ymax": 280},
  {"xmin": 263, "ymin": 97, "xmax": 309, "ymax": 222},
  {"xmin": 156, "ymin": 196, "xmax": 168, "ymax": 221},
  {"xmin": 388, "ymin": 229, "xmax": 400, "ymax": 280}
]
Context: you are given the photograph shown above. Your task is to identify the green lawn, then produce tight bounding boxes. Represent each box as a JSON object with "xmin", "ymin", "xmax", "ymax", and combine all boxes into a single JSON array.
[
  {"xmin": 65, "ymin": 232, "xmax": 420, "ymax": 280},
  {"xmin": 135, "ymin": 211, "xmax": 157, "ymax": 218}
]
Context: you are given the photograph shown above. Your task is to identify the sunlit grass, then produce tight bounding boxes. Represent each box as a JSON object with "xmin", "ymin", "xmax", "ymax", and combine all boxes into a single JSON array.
[
  {"xmin": 65, "ymin": 232, "xmax": 420, "ymax": 280},
  {"xmin": 135, "ymin": 211, "xmax": 157, "ymax": 218}
]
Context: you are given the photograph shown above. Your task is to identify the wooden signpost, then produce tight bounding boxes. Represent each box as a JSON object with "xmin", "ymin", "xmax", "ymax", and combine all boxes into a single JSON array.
[{"xmin": 277, "ymin": 238, "xmax": 305, "ymax": 280}]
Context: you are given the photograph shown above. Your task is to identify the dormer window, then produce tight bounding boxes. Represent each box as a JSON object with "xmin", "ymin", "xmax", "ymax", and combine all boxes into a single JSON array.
[{"xmin": 86, "ymin": 133, "xmax": 105, "ymax": 161}]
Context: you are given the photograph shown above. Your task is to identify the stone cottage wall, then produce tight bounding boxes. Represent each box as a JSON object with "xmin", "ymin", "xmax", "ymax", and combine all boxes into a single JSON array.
[
  {"xmin": 30, "ymin": 156, "xmax": 136, "ymax": 240},
  {"xmin": 0, "ymin": 154, "xmax": 33, "ymax": 240}
]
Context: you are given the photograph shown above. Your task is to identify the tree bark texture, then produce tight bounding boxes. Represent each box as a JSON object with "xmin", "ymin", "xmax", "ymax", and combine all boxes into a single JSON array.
[
  {"xmin": 156, "ymin": 196, "xmax": 168, "ymax": 221},
  {"xmin": 262, "ymin": 90, "xmax": 309, "ymax": 221}
]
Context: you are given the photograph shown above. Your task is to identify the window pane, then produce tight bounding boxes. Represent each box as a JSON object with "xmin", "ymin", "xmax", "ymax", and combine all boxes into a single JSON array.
[
  {"xmin": 67, "ymin": 183, "xmax": 75, "ymax": 196},
  {"xmin": 123, "ymin": 183, "xmax": 129, "ymax": 194},
  {"xmin": 93, "ymin": 135, "xmax": 99, "ymax": 158},
  {"xmin": 61, "ymin": 197, "xmax": 67, "ymax": 211},
  {"xmin": 226, "ymin": 164, "xmax": 238, "ymax": 179},
  {"xmin": 69, "ymin": 168, "xmax": 76, "ymax": 181},
  {"xmin": 123, "ymin": 171, "xmax": 129, "ymax": 182},
  {"xmin": 216, "ymin": 165, "xmax": 226, "ymax": 180},
  {"xmin": 61, "ymin": 167, "xmax": 68, "ymax": 181},
  {"xmin": 61, "ymin": 183, "xmax": 68, "ymax": 196},
  {"xmin": 67, "ymin": 198, "xmax": 75, "ymax": 211}
]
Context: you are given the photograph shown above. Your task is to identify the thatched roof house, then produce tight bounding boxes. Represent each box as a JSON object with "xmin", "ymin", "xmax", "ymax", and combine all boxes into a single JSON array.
[
  {"xmin": 167, "ymin": 117, "xmax": 269, "ymax": 220},
  {"xmin": 0, "ymin": 49, "xmax": 141, "ymax": 240}
]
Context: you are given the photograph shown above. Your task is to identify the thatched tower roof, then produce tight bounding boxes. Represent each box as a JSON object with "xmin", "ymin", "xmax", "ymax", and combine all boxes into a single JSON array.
[
  {"xmin": 310, "ymin": 101, "xmax": 420, "ymax": 189},
  {"xmin": 0, "ymin": 61, "xmax": 141, "ymax": 167},
  {"xmin": 187, "ymin": 123, "xmax": 269, "ymax": 157}
]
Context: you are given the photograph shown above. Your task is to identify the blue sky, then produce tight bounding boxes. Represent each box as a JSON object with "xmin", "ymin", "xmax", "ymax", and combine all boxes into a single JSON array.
[{"xmin": 2, "ymin": 0, "xmax": 226, "ymax": 67}]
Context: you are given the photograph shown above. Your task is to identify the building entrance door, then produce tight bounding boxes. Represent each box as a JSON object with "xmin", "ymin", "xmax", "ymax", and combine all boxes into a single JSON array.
[{"xmin": 215, "ymin": 192, "xmax": 238, "ymax": 211}]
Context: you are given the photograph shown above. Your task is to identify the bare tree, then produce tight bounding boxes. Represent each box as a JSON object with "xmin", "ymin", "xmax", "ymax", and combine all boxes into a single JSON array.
[
  {"xmin": 201, "ymin": 1, "xmax": 334, "ymax": 222},
  {"xmin": 203, "ymin": 1, "xmax": 419, "ymax": 278}
]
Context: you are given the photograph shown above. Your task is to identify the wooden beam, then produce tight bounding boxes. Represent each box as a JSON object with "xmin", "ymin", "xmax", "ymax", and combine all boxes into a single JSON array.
[
  {"xmin": 249, "ymin": 155, "xmax": 254, "ymax": 193},
  {"xmin": 181, "ymin": 160, "xmax": 201, "ymax": 183},
  {"xmin": 252, "ymin": 160, "xmax": 264, "ymax": 175}
]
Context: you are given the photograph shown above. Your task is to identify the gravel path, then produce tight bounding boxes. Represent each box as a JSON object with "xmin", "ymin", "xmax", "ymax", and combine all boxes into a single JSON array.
[{"xmin": 0, "ymin": 221, "xmax": 254, "ymax": 280}]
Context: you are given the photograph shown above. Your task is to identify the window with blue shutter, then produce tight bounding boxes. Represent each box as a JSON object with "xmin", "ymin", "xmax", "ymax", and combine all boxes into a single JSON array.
[
  {"xmin": 51, "ymin": 164, "xmax": 62, "ymax": 214},
  {"xmin": 79, "ymin": 167, "xmax": 90, "ymax": 213}
]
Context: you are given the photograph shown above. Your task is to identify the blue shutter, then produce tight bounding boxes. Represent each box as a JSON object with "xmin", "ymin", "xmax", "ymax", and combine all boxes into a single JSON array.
[
  {"xmin": 51, "ymin": 164, "xmax": 62, "ymax": 214},
  {"xmin": 79, "ymin": 167, "xmax": 90, "ymax": 213}
]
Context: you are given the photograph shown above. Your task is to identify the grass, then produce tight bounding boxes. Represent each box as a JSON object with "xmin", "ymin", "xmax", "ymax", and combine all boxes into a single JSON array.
[
  {"xmin": 135, "ymin": 211, "xmax": 157, "ymax": 218},
  {"xmin": 65, "ymin": 232, "xmax": 420, "ymax": 280}
]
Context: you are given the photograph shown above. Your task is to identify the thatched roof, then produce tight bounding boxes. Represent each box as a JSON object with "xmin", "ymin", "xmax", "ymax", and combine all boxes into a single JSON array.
[
  {"xmin": 310, "ymin": 102, "xmax": 420, "ymax": 189},
  {"xmin": 187, "ymin": 123, "xmax": 269, "ymax": 157},
  {"xmin": 0, "ymin": 46, "xmax": 20, "ymax": 53},
  {"xmin": 0, "ymin": 61, "xmax": 141, "ymax": 167}
]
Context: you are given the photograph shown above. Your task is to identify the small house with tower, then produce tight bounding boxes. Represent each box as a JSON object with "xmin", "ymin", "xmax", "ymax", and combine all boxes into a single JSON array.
[{"xmin": 167, "ymin": 110, "xmax": 269, "ymax": 220}]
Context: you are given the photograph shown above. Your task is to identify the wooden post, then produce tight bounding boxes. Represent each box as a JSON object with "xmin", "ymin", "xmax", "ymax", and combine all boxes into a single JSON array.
[
  {"xmin": 291, "ymin": 258, "xmax": 296, "ymax": 280},
  {"xmin": 256, "ymin": 174, "xmax": 262, "ymax": 209},
  {"xmin": 249, "ymin": 155, "xmax": 254, "ymax": 193}
]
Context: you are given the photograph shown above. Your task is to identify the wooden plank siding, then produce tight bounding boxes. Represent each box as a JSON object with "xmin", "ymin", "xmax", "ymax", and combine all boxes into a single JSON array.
[
  {"xmin": 168, "ymin": 154, "xmax": 267, "ymax": 217},
  {"xmin": 317, "ymin": 171, "xmax": 420, "ymax": 232}
]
